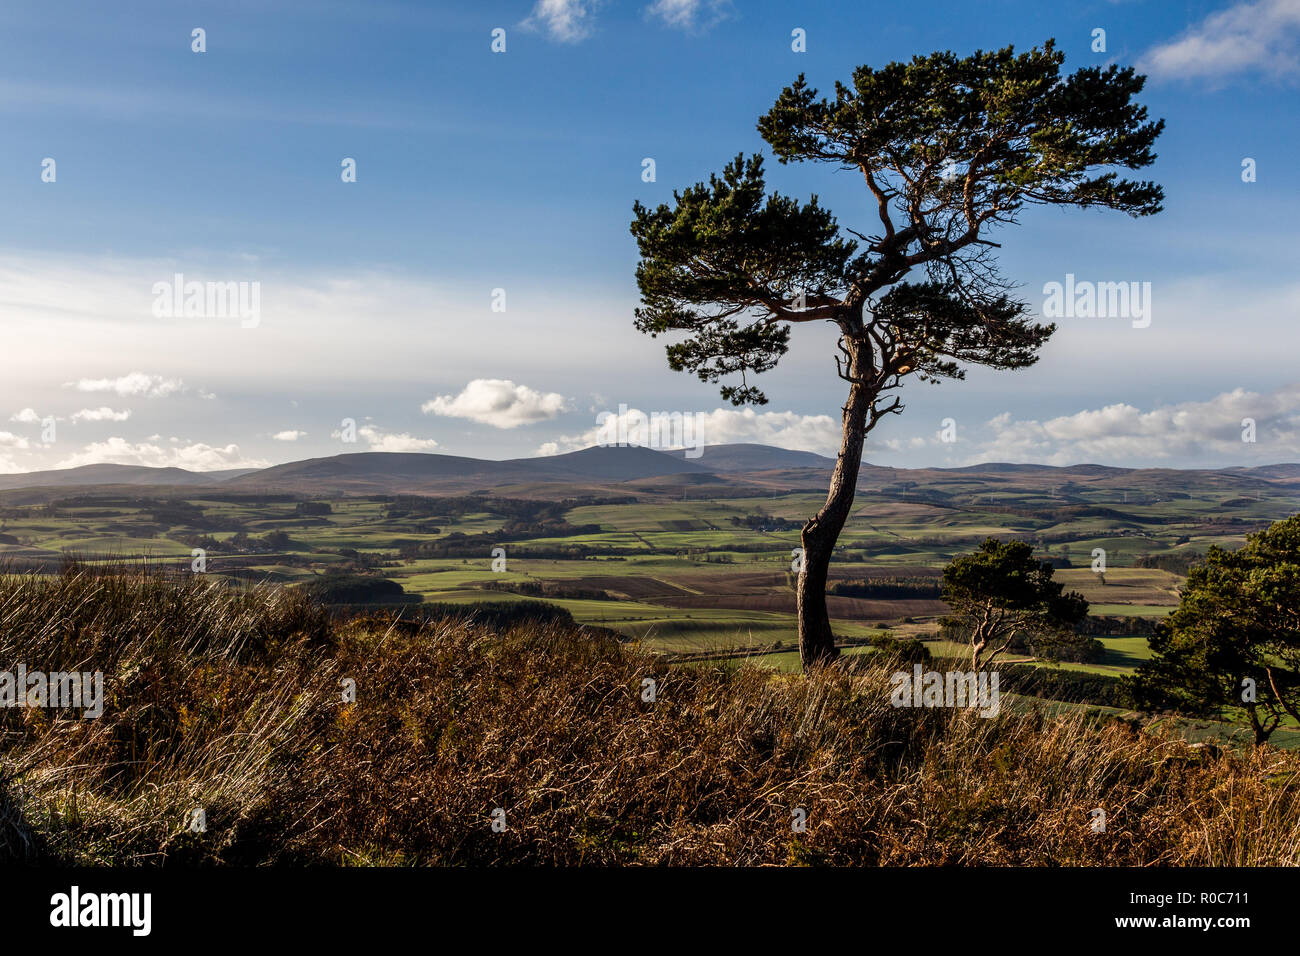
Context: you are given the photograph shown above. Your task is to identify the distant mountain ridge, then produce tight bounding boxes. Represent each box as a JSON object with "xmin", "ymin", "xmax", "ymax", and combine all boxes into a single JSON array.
[
  {"xmin": 0, "ymin": 444, "xmax": 1297, "ymax": 496},
  {"xmin": 0, "ymin": 462, "xmax": 257, "ymax": 491},
  {"xmin": 220, "ymin": 445, "xmax": 710, "ymax": 494}
]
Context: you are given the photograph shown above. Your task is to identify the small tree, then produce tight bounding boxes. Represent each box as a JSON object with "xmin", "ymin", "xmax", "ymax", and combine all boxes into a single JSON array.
[
  {"xmin": 630, "ymin": 41, "xmax": 1163, "ymax": 670},
  {"xmin": 1131, "ymin": 517, "xmax": 1300, "ymax": 746},
  {"xmin": 941, "ymin": 539, "xmax": 1089, "ymax": 672}
]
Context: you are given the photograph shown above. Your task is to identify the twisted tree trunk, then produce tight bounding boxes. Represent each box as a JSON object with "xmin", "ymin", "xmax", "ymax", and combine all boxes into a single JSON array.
[{"xmin": 797, "ymin": 335, "xmax": 873, "ymax": 670}]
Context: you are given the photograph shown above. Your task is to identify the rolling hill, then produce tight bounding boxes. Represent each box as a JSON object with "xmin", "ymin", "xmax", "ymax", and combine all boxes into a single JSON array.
[
  {"xmin": 0, "ymin": 444, "xmax": 1298, "ymax": 498},
  {"xmin": 0, "ymin": 463, "xmax": 256, "ymax": 491}
]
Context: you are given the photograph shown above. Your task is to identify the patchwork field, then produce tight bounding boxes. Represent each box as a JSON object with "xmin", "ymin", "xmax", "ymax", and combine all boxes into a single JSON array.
[{"xmin": 2, "ymin": 462, "xmax": 1294, "ymax": 676}]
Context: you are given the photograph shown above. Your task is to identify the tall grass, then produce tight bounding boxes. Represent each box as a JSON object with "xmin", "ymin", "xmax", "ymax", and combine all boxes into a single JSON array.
[{"xmin": 2, "ymin": 565, "xmax": 1298, "ymax": 865}]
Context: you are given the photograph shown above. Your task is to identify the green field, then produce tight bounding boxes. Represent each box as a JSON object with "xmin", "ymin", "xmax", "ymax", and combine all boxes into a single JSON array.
[
  {"xmin": 2, "ymin": 476, "xmax": 1293, "ymax": 671},
  {"xmin": 1, "ymin": 474, "xmax": 1295, "ymax": 747}
]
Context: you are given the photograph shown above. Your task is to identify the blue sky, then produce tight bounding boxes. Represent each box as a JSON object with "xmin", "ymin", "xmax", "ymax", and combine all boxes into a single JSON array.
[{"xmin": 1, "ymin": 0, "xmax": 1298, "ymax": 472}]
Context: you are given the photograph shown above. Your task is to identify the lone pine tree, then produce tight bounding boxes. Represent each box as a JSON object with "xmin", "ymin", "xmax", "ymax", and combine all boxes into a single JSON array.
[
  {"xmin": 630, "ymin": 41, "xmax": 1164, "ymax": 670},
  {"xmin": 941, "ymin": 538, "xmax": 1089, "ymax": 673},
  {"xmin": 1132, "ymin": 516, "xmax": 1300, "ymax": 746}
]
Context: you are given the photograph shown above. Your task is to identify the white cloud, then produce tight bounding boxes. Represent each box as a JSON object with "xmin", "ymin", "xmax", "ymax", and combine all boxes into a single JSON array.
[
  {"xmin": 692, "ymin": 408, "xmax": 841, "ymax": 454},
  {"xmin": 9, "ymin": 408, "xmax": 41, "ymax": 423},
  {"xmin": 968, "ymin": 384, "xmax": 1300, "ymax": 465},
  {"xmin": 0, "ymin": 426, "xmax": 32, "ymax": 472},
  {"xmin": 422, "ymin": 378, "xmax": 568, "ymax": 428},
  {"xmin": 67, "ymin": 372, "xmax": 186, "ymax": 398},
  {"xmin": 1142, "ymin": 0, "xmax": 1300, "ymax": 80},
  {"xmin": 646, "ymin": 0, "xmax": 730, "ymax": 30},
  {"xmin": 54, "ymin": 437, "xmax": 268, "ymax": 471},
  {"xmin": 523, "ymin": 0, "xmax": 600, "ymax": 42},
  {"xmin": 877, "ymin": 436, "xmax": 930, "ymax": 453},
  {"xmin": 359, "ymin": 428, "xmax": 439, "ymax": 452},
  {"xmin": 71, "ymin": 406, "xmax": 131, "ymax": 422},
  {"xmin": 539, "ymin": 406, "xmax": 842, "ymax": 456},
  {"xmin": 272, "ymin": 430, "xmax": 306, "ymax": 441},
  {"xmin": 329, "ymin": 424, "xmax": 439, "ymax": 453}
]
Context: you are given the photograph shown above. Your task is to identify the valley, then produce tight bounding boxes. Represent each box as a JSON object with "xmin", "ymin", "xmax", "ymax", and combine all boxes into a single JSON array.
[{"xmin": 1, "ymin": 443, "xmax": 1294, "ymax": 678}]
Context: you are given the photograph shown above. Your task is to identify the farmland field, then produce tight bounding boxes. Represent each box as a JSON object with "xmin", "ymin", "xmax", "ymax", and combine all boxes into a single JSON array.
[{"xmin": 2, "ymin": 468, "xmax": 1293, "ymax": 676}]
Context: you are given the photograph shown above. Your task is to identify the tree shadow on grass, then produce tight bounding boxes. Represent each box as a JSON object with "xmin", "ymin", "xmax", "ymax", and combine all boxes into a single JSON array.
[{"xmin": 0, "ymin": 773, "xmax": 52, "ymax": 864}]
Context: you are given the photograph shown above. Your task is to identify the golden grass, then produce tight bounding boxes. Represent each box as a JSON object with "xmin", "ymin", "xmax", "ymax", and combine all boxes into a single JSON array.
[{"xmin": 2, "ymin": 565, "xmax": 1298, "ymax": 865}]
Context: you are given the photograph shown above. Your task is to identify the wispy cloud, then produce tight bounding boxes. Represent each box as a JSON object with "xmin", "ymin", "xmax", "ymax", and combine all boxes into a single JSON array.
[
  {"xmin": 645, "ymin": 0, "xmax": 732, "ymax": 31},
  {"xmin": 1142, "ymin": 0, "xmax": 1300, "ymax": 81},
  {"xmin": 422, "ymin": 379, "xmax": 568, "ymax": 428},
  {"xmin": 66, "ymin": 373, "xmax": 187, "ymax": 399},
  {"xmin": 54, "ymin": 437, "xmax": 268, "ymax": 471},
  {"xmin": 968, "ymin": 384, "xmax": 1300, "ymax": 466},
  {"xmin": 330, "ymin": 424, "xmax": 439, "ymax": 453},
  {"xmin": 71, "ymin": 406, "xmax": 132, "ymax": 423},
  {"xmin": 522, "ymin": 0, "xmax": 601, "ymax": 43},
  {"xmin": 539, "ymin": 406, "xmax": 841, "ymax": 456}
]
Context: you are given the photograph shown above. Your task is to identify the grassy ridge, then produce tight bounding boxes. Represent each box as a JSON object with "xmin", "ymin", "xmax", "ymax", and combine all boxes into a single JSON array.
[{"xmin": 3, "ymin": 568, "xmax": 1300, "ymax": 866}]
